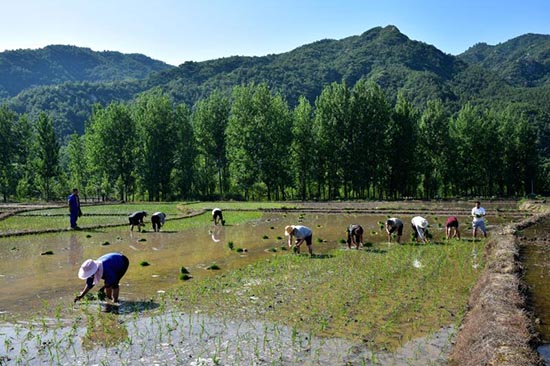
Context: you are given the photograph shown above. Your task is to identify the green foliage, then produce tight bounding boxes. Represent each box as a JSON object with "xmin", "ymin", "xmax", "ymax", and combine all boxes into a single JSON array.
[
  {"xmin": 85, "ymin": 102, "xmax": 136, "ymax": 201},
  {"xmin": 0, "ymin": 45, "xmax": 172, "ymax": 99},
  {"xmin": 35, "ymin": 112, "xmax": 60, "ymax": 200},
  {"xmin": 1, "ymin": 27, "xmax": 549, "ymax": 201}
]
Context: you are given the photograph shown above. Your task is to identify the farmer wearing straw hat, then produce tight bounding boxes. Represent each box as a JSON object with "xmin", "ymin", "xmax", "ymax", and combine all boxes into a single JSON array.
[
  {"xmin": 74, "ymin": 252, "xmax": 129, "ymax": 303},
  {"xmin": 411, "ymin": 216, "xmax": 429, "ymax": 244},
  {"xmin": 285, "ymin": 225, "xmax": 313, "ymax": 256}
]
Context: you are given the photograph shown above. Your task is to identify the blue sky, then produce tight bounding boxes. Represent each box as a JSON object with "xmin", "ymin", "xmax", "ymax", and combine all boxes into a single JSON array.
[{"xmin": 1, "ymin": 0, "xmax": 549, "ymax": 66}]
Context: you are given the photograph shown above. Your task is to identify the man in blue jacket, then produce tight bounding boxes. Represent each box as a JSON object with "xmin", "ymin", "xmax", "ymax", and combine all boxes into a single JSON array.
[{"xmin": 68, "ymin": 188, "xmax": 81, "ymax": 229}]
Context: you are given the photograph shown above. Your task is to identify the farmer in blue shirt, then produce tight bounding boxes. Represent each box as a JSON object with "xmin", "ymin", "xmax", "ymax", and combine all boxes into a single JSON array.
[
  {"xmin": 74, "ymin": 252, "xmax": 130, "ymax": 303},
  {"xmin": 68, "ymin": 188, "xmax": 81, "ymax": 229}
]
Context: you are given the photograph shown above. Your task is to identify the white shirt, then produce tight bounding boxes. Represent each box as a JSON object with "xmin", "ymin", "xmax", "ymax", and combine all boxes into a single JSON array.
[
  {"xmin": 152, "ymin": 212, "xmax": 166, "ymax": 225},
  {"xmin": 471, "ymin": 207, "xmax": 485, "ymax": 223},
  {"xmin": 292, "ymin": 225, "xmax": 312, "ymax": 239},
  {"xmin": 411, "ymin": 216, "xmax": 428, "ymax": 241}
]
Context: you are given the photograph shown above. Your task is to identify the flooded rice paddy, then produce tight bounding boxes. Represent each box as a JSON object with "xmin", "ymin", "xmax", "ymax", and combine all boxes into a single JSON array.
[
  {"xmin": 0, "ymin": 202, "xmax": 527, "ymax": 365},
  {"xmin": 519, "ymin": 218, "xmax": 550, "ymax": 364},
  {"xmin": 1, "ymin": 210, "xmax": 518, "ymax": 317}
]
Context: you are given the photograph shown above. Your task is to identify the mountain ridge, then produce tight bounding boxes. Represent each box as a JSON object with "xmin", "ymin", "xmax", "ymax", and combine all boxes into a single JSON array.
[{"xmin": 1, "ymin": 25, "xmax": 548, "ymax": 137}]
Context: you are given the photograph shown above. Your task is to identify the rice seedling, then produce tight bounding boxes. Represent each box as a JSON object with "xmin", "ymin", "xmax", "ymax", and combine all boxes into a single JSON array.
[
  {"xmin": 227, "ymin": 241, "xmax": 234, "ymax": 250},
  {"xmin": 262, "ymin": 235, "xmax": 269, "ymax": 239},
  {"xmin": 180, "ymin": 266, "xmax": 190, "ymax": 274},
  {"xmin": 140, "ymin": 261, "xmax": 150, "ymax": 267},
  {"xmin": 40, "ymin": 250, "xmax": 54, "ymax": 255},
  {"xmin": 207, "ymin": 263, "xmax": 220, "ymax": 270}
]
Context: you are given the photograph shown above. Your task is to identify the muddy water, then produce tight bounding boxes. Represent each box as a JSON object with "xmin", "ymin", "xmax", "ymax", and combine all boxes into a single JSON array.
[
  {"xmin": 520, "ymin": 219, "xmax": 550, "ymax": 363},
  {"xmin": 0, "ymin": 211, "xmax": 515, "ymax": 318}
]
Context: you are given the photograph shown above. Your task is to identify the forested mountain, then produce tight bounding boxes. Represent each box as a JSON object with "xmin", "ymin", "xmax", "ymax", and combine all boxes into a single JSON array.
[
  {"xmin": 459, "ymin": 33, "xmax": 550, "ymax": 87},
  {"xmin": 0, "ymin": 45, "xmax": 173, "ymax": 99},
  {"xmin": 2, "ymin": 25, "xmax": 549, "ymax": 202},
  {"xmin": 2, "ymin": 26, "xmax": 549, "ymax": 139}
]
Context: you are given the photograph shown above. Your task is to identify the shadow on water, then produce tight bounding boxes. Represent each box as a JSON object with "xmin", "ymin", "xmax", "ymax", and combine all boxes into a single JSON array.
[{"xmin": 101, "ymin": 300, "xmax": 159, "ymax": 314}]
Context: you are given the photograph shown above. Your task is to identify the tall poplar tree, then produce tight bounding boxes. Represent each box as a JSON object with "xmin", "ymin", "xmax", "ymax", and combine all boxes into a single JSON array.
[
  {"xmin": 174, "ymin": 103, "xmax": 196, "ymax": 198},
  {"xmin": 192, "ymin": 91, "xmax": 230, "ymax": 197},
  {"xmin": 85, "ymin": 103, "xmax": 136, "ymax": 201},
  {"xmin": 350, "ymin": 80, "xmax": 390, "ymax": 198},
  {"xmin": 133, "ymin": 90, "xmax": 176, "ymax": 201},
  {"xmin": 35, "ymin": 112, "xmax": 60, "ymax": 201},
  {"xmin": 314, "ymin": 81, "xmax": 350, "ymax": 199},
  {"xmin": 0, "ymin": 106, "xmax": 20, "ymax": 201},
  {"xmin": 418, "ymin": 99, "xmax": 448, "ymax": 198},
  {"xmin": 291, "ymin": 97, "xmax": 315, "ymax": 200},
  {"xmin": 388, "ymin": 94, "xmax": 419, "ymax": 198}
]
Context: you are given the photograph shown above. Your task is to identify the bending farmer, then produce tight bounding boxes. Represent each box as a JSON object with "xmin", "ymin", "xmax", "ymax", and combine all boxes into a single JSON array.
[{"xmin": 74, "ymin": 252, "xmax": 129, "ymax": 303}]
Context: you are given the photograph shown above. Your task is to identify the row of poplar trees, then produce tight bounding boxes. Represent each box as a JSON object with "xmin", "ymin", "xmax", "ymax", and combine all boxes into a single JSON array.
[{"xmin": 0, "ymin": 80, "xmax": 541, "ymax": 202}]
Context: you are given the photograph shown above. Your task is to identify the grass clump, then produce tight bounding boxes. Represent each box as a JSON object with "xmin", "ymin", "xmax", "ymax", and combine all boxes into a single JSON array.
[
  {"xmin": 40, "ymin": 250, "xmax": 54, "ymax": 255},
  {"xmin": 179, "ymin": 273, "xmax": 192, "ymax": 281},
  {"xmin": 262, "ymin": 235, "xmax": 269, "ymax": 239},
  {"xmin": 206, "ymin": 263, "xmax": 220, "ymax": 270},
  {"xmin": 139, "ymin": 261, "xmax": 150, "ymax": 267},
  {"xmin": 227, "ymin": 241, "xmax": 234, "ymax": 250}
]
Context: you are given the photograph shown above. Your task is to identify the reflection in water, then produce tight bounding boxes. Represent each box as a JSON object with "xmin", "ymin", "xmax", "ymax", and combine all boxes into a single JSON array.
[
  {"xmin": 68, "ymin": 234, "xmax": 83, "ymax": 266},
  {"xmin": 210, "ymin": 225, "xmax": 223, "ymax": 242},
  {"xmin": 82, "ymin": 311, "xmax": 128, "ymax": 350}
]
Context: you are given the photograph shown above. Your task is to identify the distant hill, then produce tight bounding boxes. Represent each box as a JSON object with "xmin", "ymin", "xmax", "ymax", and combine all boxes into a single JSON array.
[
  {"xmin": 459, "ymin": 33, "xmax": 550, "ymax": 87},
  {"xmin": 2, "ymin": 26, "xmax": 549, "ymax": 137},
  {"xmin": 0, "ymin": 45, "xmax": 174, "ymax": 99}
]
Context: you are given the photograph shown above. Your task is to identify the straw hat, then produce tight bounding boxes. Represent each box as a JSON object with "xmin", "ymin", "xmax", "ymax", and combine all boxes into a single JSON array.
[
  {"xmin": 284, "ymin": 225, "xmax": 295, "ymax": 236},
  {"xmin": 78, "ymin": 259, "xmax": 100, "ymax": 279}
]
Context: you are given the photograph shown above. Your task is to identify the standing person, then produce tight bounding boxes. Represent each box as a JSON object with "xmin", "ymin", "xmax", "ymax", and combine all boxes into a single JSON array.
[
  {"xmin": 385, "ymin": 218, "xmax": 404, "ymax": 243},
  {"xmin": 212, "ymin": 208, "xmax": 225, "ymax": 225},
  {"xmin": 471, "ymin": 201, "xmax": 487, "ymax": 238},
  {"xmin": 346, "ymin": 224, "xmax": 364, "ymax": 250},
  {"xmin": 128, "ymin": 211, "xmax": 147, "ymax": 232},
  {"xmin": 74, "ymin": 252, "xmax": 130, "ymax": 304},
  {"xmin": 411, "ymin": 216, "xmax": 429, "ymax": 244},
  {"xmin": 285, "ymin": 225, "xmax": 313, "ymax": 256},
  {"xmin": 151, "ymin": 212, "xmax": 166, "ymax": 232},
  {"xmin": 68, "ymin": 188, "xmax": 81, "ymax": 229},
  {"xmin": 445, "ymin": 216, "xmax": 461, "ymax": 240}
]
